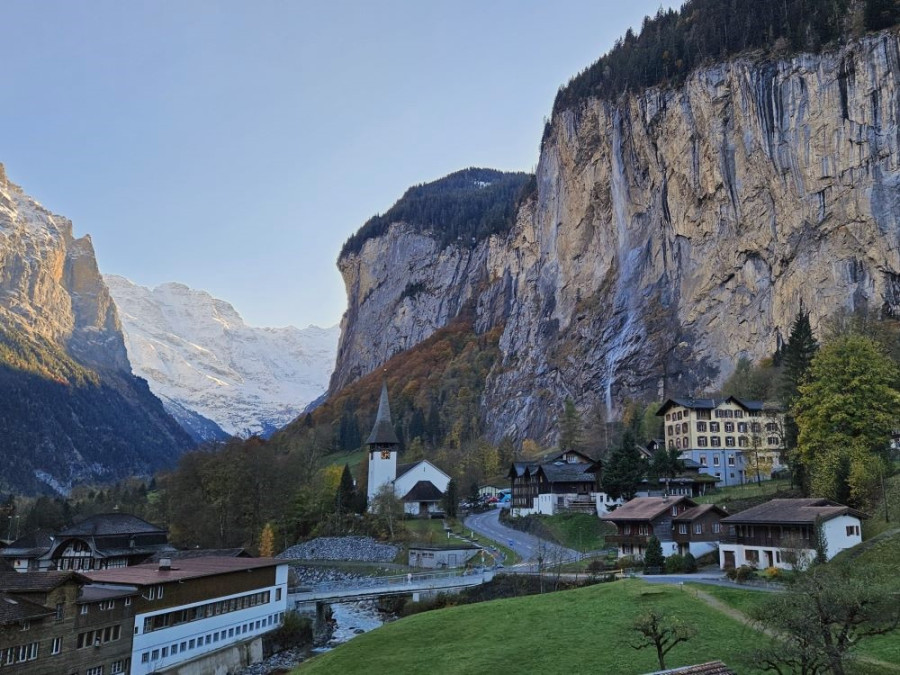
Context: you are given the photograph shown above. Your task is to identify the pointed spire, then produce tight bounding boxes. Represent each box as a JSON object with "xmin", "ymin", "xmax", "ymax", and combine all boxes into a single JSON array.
[{"xmin": 367, "ymin": 382, "xmax": 399, "ymax": 446}]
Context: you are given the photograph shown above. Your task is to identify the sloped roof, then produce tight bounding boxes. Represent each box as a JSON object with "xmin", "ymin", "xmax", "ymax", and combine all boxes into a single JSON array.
[
  {"xmin": 722, "ymin": 499, "xmax": 867, "ymax": 525},
  {"xmin": 0, "ymin": 571, "xmax": 83, "ymax": 592},
  {"xmin": 60, "ymin": 513, "xmax": 165, "ymax": 537},
  {"xmin": 673, "ymin": 504, "xmax": 728, "ymax": 522},
  {"xmin": 656, "ymin": 398, "xmax": 719, "ymax": 415},
  {"xmin": 0, "ymin": 529, "xmax": 55, "ymax": 558},
  {"xmin": 601, "ymin": 496, "xmax": 697, "ymax": 522},
  {"xmin": 79, "ymin": 583, "xmax": 138, "ymax": 603},
  {"xmin": 646, "ymin": 661, "xmax": 736, "ymax": 675},
  {"xmin": 147, "ymin": 548, "xmax": 249, "ymax": 562},
  {"xmin": 402, "ymin": 481, "xmax": 444, "ymax": 502},
  {"xmin": 367, "ymin": 382, "xmax": 400, "ymax": 446},
  {"xmin": 396, "ymin": 460, "xmax": 450, "ymax": 483},
  {"xmin": 536, "ymin": 463, "xmax": 596, "ymax": 484},
  {"xmin": 0, "ymin": 593, "xmax": 53, "ymax": 626}
]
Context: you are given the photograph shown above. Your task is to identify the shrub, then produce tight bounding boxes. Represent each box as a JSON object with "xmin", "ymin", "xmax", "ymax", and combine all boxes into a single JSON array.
[
  {"xmin": 762, "ymin": 566, "xmax": 781, "ymax": 580},
  {"xmin": 735, "ymin": 565, "xmax": 756, "ymax": 583},
  {"xmin": 587, "ymin": 558, "xmax": 609, "ymax": 574},
  {"xmin": 683, "ymin": 552, "xmax": 698, "ymax": 573},
  {"xmin": 725, "ymin": 567, "xmax": 738, "ymax": 581},
  {"xmin": 272, "ymin": 611, "xmax": 312, "ymax": 649},
  {"xmin": 616, "ymin": 555, "xmax": 642, "ymax": 570},
  {"xmin": 665, "ymin": 554, "xmax": 686, "ymax": 574},
  {"xmin": 644, "ymin": 536, "xmax": 666, "ymax": 573}
]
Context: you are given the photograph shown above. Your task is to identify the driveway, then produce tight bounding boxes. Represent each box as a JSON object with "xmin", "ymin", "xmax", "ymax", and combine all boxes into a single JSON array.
[{"xmin": 464, "ymin": 508, "xmax": 578, "ymax": 569}]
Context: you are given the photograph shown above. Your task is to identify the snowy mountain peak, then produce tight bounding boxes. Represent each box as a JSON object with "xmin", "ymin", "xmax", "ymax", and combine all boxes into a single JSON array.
[{"xmin": 104, "ymin": 275, "xmax": 339, "ymax": 438}]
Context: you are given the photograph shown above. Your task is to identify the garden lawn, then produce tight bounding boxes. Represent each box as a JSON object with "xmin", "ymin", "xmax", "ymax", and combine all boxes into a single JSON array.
[
  {"xmin": 296, "ymin": 579, "xmax": 765, "ymax": 675},
  {"xmin": 540, "ymin": 512, "xmax": 615, "ymax": 551}
]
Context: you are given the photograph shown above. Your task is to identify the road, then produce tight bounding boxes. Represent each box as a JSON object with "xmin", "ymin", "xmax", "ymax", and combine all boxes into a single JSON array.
[{"xmin": 464, "ymin": 508, "xmax": 579, "ymax": 569}]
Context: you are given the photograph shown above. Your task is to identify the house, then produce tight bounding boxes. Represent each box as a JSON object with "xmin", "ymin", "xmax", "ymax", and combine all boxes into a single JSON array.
[
  {"xmin": 718, "ymin": 498, "xmax": 866, "ymax": 570},
  {"xmin": 601, "ymin": 496, "xmax": 725, "ymax": 559},
  {"xmin": 366, "ymin": 383, "xmax": 450, "ymax": 516},
  {"xmin": 508, "ymin": 450, "xmax": 606, "ymax": 516},
  {"xmin": 1, "ymin": 514, "xmax": 175, "ymax": 573},
  {"xmin": 408, "ymin": 544, "xmax": 481, "ymax": 569},
  {"xmin": 0, "ymin": 570, "xmax": 134, "ymax": 675},
  {"xmin": 84, "ymin": 556, "xmax": 288, "ymax": 675},
  {"xmin": 637, "ymin": 456, "xmax": 719, "ymax": 499},
  {"xmin": 657, "ymin": 397, "xmax": 786, "ymax": 486}
]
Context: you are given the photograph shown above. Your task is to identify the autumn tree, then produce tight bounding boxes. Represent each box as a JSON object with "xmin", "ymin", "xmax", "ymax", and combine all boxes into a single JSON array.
[
  {"xmin": 749, "ymin": 562, "xmax": 900, "ymax": 675},
  {"xmin": 258, "ymin": 522, "xmax": 276, "ymax": 557},
  {"xmin": 794, "ymin": 335, "xmax": 899, "ymax": 507},
  {"xmin": 370, "ymin": 484, "xmax": 404, "ymax": 539},
  {"xmin": 630, "ymin": 609, "xmax": 697, "ymax": 670}
]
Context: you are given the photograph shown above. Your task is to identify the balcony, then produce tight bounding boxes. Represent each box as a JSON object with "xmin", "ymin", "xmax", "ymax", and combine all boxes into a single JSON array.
[
  {"xmin": 607, "ymin": 533, "xmax": 651, "ymax": 546},
  {"xmin": 718, "ymin": 533, "xmax": 810, "ymax": 548}
]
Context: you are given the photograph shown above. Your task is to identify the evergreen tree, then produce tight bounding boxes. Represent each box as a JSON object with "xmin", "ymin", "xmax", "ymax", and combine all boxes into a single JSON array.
[
  {"xmin": 780, "ymin": 307, "xmax": 819, "ymax": 489},
  {"xmin": 650, "ymin": 446, "xmax": 683, "ymax": 495},
  {"xmin": 602, "ymin": 430, "xmax": 647, "ymax": 501},
  {"xmin": 336, "ymin": 464, "xmax": 356, "ymax": 515},
  {"xmin": 643, "ymin": 535, "xmax": 665, "ymax": 573},
  {"xmin": 559, "ymin": 398, "xmax": 583, "ymax": 452},
  {"xmin": 442, "ymin": 478, "xmax": 459, "ymax": 518}
]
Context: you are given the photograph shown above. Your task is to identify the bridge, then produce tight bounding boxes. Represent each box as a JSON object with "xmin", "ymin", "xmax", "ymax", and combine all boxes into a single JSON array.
[{"xmin": 289, "ymin": 568, "xmax": 496, "ymax": 608}]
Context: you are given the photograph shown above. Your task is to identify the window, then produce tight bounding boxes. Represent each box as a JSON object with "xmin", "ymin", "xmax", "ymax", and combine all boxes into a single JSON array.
[
  {"xmin": 276, "ymin": 588, "xmax": 282, "ymax": 601},
  {"xmin": 751, "ymin": 422, "xmax": 762, "ymax": 433},
  {"xmin": 51, "ymin": 637, "xmax": 62, "ymax": 655},
  {"xmin": 709, "ymin": 422, "xmax": 720, "ymax": 432},
  {"xmin": 675, "ymin": 437, "xmax": 681, "ymax": 448},
  {"xmin": 699, "ymin": 455, "xmax": 707, "ymax": 466},
  {"xmin": 55, "ymin": 603, "xmax": 64, "ymax": 621},
  {"xmin": 142, "ymin": 653, "xmax": 150, "ymax": 664},
  {"xmin": 85, "ymin": 667, "xmax": 103, "ymax": 675},
  {"xmin": 676, "ymin": 411, "xmax": 682, "ymax": 420},
  {"xmin": 99, "ymin": 600, "xmax": 115, "ymax": 610},
  {"xmin": 111, "ymin": 661, "xmax": 125, "ymax": 674},
  {"xmin": 724, "ymin": 422, "xmax": 734, "ymax": 433},
  {"xmin": 728, "ymin": 455, "xmax": 736, "ymax": 466},
  {"xmin": 713, "ymin": 522, "xmax": 721, "ymax": 534},
  {"xmin": 846, "ymin": 525, "xmax": 860, "ymax": 536},
  {"xmin": 189, "ymin": 639, "xmax": 196, "ymax": 649},
  {"xmin": 713, "ymin": 455, "xmax": 720, "ymax": 466},
  {"xmin": 734, "ymin": 410, "xmax": 743, "ymax": 418},
  {"xmin": 696, "ymin": 421, "xmax": 707, "ymax": 432},
  {"xmin": 737, "ymin": 422, "xmax": 748, "ymax": 433},
  {"xmin": 671, "ymin": 506, "xmax": 678, "ymax": 516},
  {"xmin": 623, "ymin": 524, "xmax": 631, "ymax": 534},
  {"xmin": 766, "ymin": 422, "xmax": 779, "ymax": 431},
  {"xmin": 682, "ymin": 436, "xmax": 689, "ymax": 448},
  {"xmin": 124, "ymin": 597, "xmax": 132, "ymax": 606},
  {"xmin": 697, "ymin": 436, "xmax": 708, "ymax": 447},
  {"xmin": 638, "ymin": 524, "xmax": 649, "ymax": 535},
  {"xmin": 725, "ymin": 436, "xmax": 735, "ymax": 447},
  {"xmin": 694, "ymin": 523, "xmax": 703, "ymax": 534},
  {"xmin": 710, "ymin": 436, "xmax": 721, "ymax": 447},
  {"xmin": 738, "ymin": 436, "xmax": 748, "ymax": 447},
  {"xmin": 667, "ymin": 425, "xmax": 673, "ymax": 436},
  {"xmin": 80, "ymin": 605, "xmax": 88, "ymax": 615},
  {"xmin": 162, "ymin": 646, "xmax": 169, "ymax": 657},
  {"xmin": 678, "ymin": 523, "xmax": 687, "ymax": 534},
  {"xmin": 767, "ymin": 436, "xmax": 780, "ymax": 445}
]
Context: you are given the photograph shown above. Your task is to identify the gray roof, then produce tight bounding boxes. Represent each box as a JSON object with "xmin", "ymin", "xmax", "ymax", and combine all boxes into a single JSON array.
[
  {"xmin": 722, "ymin": 499, "xmax": 867, "ymax": 526},
  {"xmin": 0, "ymin": 529, "xmax": 55, "ymax": 558},
  {"xmin": 536, "ymin": 463, "xmax": 596, "ymax": 484},
  {"xmin": 0, "ymin": 571, "xmax": 82, "ymax": 592},
  {"xmin": 657, "ymin": 398, "xmax": 719, "ymax": 415},
  {"xmin": 647, "ymin": 662, "xmax": 736, "ymax": 675},
  {"xmin": 147, "ymin": 548, "xmax": 249, "ymax": 562},
  {"xmin": 0, "ymin": 593, "xmax": 53, "ymax": 626},
  {"xmin": 366, "ymin": 382, "xmax": 400, "ymax": 446},
  {"xmin": 402, "ymin": 481, "xmax": 444, "ymax": 502},
  {"xmin": 673, "ymin": 504, "xmax": 728, "ymax": 522},
  {"xmin": 60, "ymin": 513, "xmax": 165, "ymax": 537},
  {"xmin": 79, "ymin": 583, "xmax": 138, "ymax": 603}
]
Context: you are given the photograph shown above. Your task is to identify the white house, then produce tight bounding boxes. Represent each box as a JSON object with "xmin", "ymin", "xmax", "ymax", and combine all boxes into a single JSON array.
[
  {"xmin": 84, "ymin": 556, "xmax": 288, "ymax": 675},
  {"xmin": 366, "ymin": 383, "xmax": 450, "ymax": 516},
  {"xmin": 718, "ymin": 498, "xmax": 866, "ymax": 570}
]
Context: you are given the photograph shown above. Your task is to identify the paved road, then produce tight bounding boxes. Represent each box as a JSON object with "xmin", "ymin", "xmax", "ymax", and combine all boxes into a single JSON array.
[{"xmin": 464, "ymin": 508, "xmax": 579, "ymax": 569}]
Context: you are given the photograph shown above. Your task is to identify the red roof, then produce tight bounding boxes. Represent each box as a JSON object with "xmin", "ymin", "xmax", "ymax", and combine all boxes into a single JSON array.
[
  {"xmin": 601, "ymin": 496, "xmax": 697, "ymax": 522},
  {"xmin": 82, "ymin": 556, "xmax": 284, "ymax": 586}
]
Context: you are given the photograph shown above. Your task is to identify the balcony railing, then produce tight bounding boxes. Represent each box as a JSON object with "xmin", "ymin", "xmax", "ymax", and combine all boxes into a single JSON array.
[
  {"xmin": 607, "ymin": 534, "xmax": 651, "ymax": 546},
  {"xmin": 718, "ymin": 533, "xmax": 811, "ymax": 548}
]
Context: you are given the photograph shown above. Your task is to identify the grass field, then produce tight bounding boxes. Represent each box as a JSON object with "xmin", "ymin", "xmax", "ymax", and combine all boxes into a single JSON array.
[
  {"xmin": 693, "ymin": 477, "xmax": 793, "ymax": 505},
  {"xmin": 539, "ymin": 512, "xmax": 616, "ymax": 552},
  {"xmin": 297, "ymin": 580, "xmax": 769, "ymax": 674}
]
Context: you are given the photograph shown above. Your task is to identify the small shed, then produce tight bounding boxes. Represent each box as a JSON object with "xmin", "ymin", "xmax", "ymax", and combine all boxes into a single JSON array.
[{"xmin": 408, "ymin": 544, "xmax": 481, "ymax": 569}]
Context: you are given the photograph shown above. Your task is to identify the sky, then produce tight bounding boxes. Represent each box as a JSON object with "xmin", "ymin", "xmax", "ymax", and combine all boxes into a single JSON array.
[{"xmin": 0, "ymin": 1, "xmax": 677, "ymax": 329}]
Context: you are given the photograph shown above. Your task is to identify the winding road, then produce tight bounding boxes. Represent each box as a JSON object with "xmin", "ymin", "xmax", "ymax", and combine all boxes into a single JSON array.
[{"xmin": 464, "ymin": 508, "xmax": 579, "ymax": 569}]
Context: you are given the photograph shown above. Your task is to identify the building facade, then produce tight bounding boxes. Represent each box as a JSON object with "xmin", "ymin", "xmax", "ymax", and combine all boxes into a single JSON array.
[{"xmin": 657, "ymin": 397, "xmax": 785, "ymax": 486}]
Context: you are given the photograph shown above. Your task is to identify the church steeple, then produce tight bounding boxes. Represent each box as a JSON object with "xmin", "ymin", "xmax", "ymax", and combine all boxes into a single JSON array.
[{"xmin": 367, "ymin": 382, "xmax": 399, "ymax": 447}]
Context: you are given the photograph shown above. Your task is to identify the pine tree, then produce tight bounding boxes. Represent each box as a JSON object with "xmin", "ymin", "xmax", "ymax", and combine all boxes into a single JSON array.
[
  {"xmin": 644, "ymin": 535, "xmax": 665, "ymax": 573},
  {"xmin": 442, "ymin": 478, "xmax": 459, "ymax": 518},
  {"xmin": 780, "ymin": 307, "xmax": 819, "ymax": 490},
  {"xmin": 602, "ymin": 430, "xmax": 647, "ymax": 500},
  {"xmin": 336, "ymin": 464, "xmax": 356, "ymax": 514},
  {"xmin": 559, "ymin": 398, "xmax": 583, "ymax": 452}
]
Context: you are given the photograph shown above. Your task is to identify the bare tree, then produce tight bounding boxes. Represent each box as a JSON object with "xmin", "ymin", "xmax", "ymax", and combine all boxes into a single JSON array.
[{"xmin": 630, "ymin": 609, "xmax": 697, "ymax": 670}]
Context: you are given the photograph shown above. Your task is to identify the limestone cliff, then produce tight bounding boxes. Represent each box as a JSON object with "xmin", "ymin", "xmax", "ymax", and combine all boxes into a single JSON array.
[
  {"xmin": 333, "ymin": 30, "xmax": 900, "ymax": 444},
  {"xmin": 0, "ymin": 165, "xmax": 192, "ymax": 494}
]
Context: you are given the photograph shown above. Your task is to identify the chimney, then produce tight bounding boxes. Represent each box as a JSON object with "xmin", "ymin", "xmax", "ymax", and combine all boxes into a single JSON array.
[{"xmin": 158, "ymin": 558, "xmax": 172, "ymax": 571}]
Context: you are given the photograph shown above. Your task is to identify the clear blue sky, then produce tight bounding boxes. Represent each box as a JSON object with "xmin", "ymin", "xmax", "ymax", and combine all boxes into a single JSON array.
[{"xmin": 0, "ymin": 1, "xmax": 675, "ymax": 328}]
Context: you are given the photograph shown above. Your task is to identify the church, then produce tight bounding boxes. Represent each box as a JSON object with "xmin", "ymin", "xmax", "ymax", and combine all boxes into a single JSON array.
[{"xmin": 366, "ymin": 383, "xmax": 451, "ymax": 516}]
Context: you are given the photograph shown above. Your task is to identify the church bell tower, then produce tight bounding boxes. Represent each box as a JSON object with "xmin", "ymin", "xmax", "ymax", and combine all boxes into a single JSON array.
[{"xmin": 366, "ymin": 382, "xmax": 399, "ymax": 507}]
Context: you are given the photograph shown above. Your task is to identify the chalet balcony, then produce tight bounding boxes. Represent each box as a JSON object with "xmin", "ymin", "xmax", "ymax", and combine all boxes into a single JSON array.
[
  {"xmin": 607, "ymin": 533, "xmax": 651, "ymax": 546},
  {"xmin": 560, "ymin": 496, "xmax": 596, "ymax": 513},
  {"xmin": 718, "ymin": 533, "xmax": 810, "ymax": 548}
]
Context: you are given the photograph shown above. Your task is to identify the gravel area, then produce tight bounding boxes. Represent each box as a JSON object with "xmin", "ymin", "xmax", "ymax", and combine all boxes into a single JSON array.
[
  {"xmin": 279, "ymin": 536, "xmax": 399, "ymax": 563},
  {"xmin": 237, "ymin": 647, "xmax": 306, "ymax": 675}
]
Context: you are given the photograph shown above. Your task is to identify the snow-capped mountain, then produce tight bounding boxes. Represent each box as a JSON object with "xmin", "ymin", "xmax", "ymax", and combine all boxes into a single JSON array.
[{"xmin": 104, "ymin": 275, "xmax": 339, "ymax": 439}]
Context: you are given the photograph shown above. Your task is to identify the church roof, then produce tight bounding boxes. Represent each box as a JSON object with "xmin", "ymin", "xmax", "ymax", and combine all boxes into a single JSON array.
[
  {"xmin": 402, "ymin": 481, "xmax": 444, "ymax": 502},
  {"xmin": 367, "ymin": 382, "xmax": 400, "ymax": 446}
]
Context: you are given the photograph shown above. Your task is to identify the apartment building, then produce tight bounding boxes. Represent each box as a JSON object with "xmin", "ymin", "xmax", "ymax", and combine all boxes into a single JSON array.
[{"xmin": 657, "ymin": 397, "xmax": 785, "ymax": 486}]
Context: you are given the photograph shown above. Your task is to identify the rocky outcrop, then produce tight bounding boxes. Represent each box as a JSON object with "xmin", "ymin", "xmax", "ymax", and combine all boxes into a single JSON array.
[
  {"xmin": 332, "ymin": 31, "xmax": 900, "ymax": 445},
  {"xmin": 0, "ymin": 165, "xmax": 192, "ymax": 494},
  {"xmin": 105, "ymin": 275, "xmax": 340, "ymax": 439}
]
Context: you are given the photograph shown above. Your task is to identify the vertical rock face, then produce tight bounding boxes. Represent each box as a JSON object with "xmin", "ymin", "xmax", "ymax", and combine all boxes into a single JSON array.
[
  {"xmin": 0, "ymin": 166, "xmax": 192, "ymax": 494},
  {"xmin": 330, "ymin": 224, "xmax": 491, "ymax": 392},
  {"xmin": 482, "ymin": 32, "xmax": 900, "ymax": 442},
  {"xmin": 333, "ymin": 31, "xmax": 900, "ymax": 445}
]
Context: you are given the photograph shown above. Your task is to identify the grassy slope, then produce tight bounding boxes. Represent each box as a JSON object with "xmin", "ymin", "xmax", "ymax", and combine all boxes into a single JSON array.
[
  {"xmin": 539, "ymin": 513, "xmax": 616, "ymax": 551},
  {"xmin": 297, "ymin": 580, "xmax": 764, "ymax": 674}
]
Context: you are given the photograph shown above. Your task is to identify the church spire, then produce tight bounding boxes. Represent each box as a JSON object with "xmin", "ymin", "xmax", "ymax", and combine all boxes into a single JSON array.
[{"xmin": 367, "ymin": 382, "xmax": 399, "ymax": 446}]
